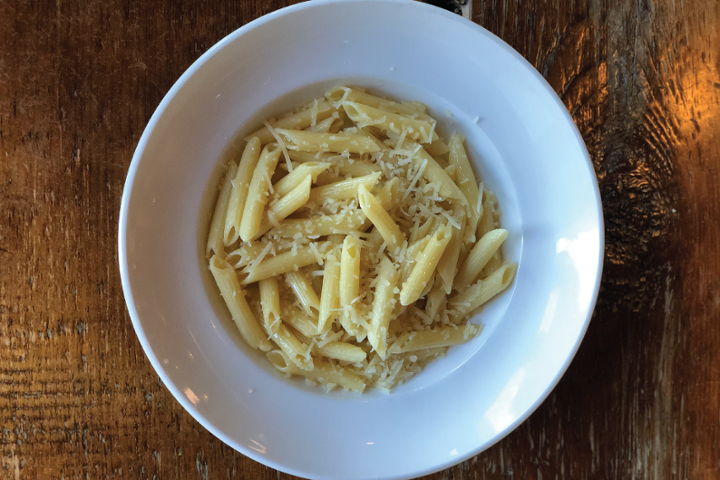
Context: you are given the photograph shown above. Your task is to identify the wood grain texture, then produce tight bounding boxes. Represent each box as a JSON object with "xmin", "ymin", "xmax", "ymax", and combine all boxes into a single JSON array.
[{"xmin": 1, "ymin": 0, "xmax": 718, "ymax": 478}]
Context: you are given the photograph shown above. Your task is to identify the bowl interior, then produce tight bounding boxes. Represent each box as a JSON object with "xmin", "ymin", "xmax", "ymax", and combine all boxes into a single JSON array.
[{"xmin": 120, "ymin": 1, "xmax": 602, "ymax": 479}]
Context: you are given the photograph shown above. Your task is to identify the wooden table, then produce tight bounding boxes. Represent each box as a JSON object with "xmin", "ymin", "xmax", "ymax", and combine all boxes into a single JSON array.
[{"xmin": 2, "ymin": 0, "xmax": 719, "ymax": 478}]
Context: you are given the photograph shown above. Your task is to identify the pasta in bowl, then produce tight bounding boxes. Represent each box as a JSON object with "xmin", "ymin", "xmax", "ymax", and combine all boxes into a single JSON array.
[
  {"xmin": 119, "ymin": 0, "xmax": 602, "ymax": 477},
  {"xmin": 205, "ymin": 86, "xmax": 516, "ymax": 393}
]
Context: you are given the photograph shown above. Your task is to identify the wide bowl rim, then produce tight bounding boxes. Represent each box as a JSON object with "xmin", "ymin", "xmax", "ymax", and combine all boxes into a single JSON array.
[{"xmin": 118, "ymin": 0, "xmax": 605, "ymax": 478}]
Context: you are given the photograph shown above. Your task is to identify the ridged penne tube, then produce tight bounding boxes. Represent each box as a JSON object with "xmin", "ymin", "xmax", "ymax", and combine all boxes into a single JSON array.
[
  {"xmin": 389, "ymin": 135, "xmax": 467, "ymax": 204},
  {"xmin": 316, "ymin": 341, "xmax": 367, "ymax": 362},
  {"xmin": 285, "ymin": 270, "xmax": 321, "ymax": 318},
  {"xmin": 241, "ymin": 243, "xmax": 327, "ymax": 284},
  {"xmin": 449, "ymin": 263, "xmax": 517, "ymax": 319},
  {"xmin": 259, "ymin": 278, "xmax": 313, "ymax": 371},
  {"xmin": 206, "ymin": 161, "xmax": 238, "ymax": 256},
  {"xmin": 358, "ymin": 185, "xmax": 405, "ymax": 254},
  {"xmin": 342, "ymin": 101, "xmax": 437, "ymax": 144},
  {"xmin": 225, "ymin": 243, "xmax": 265, "ymax": 269},
  {"xmin": 339, "ymin": 235, "xmax": 363, "ymax": 338},
  {"xmin": 339, "ymin": 236, "xmax": 361, "ymax": 306},
  {"xmin": 400, "ymin": 226, "xmax": 453, "ymax": 306},
  {"xmin": 368, "ymin": 255, "xmax": 400, "ymax": 359},
  {"xmin": 482, "ymin": 251, "xmax": 504, "ymax": 278},
  {"xmin": 436, "ymin": 211, "xmax": 466, "ymax": 294},
  {"xmin": 425, "ymin": 136, "xmax": 450, "ymax": 157},
  {"xmin": 425, "ymin": 280, "xmax": 447, "ymax": 320},
  {"xmin": 373, "ymin": 177, "xmax": 399, "ymax": 209},
  {"xmin": 223, "ymin": 138, "xmax": 262, "ymax": 246},
  {"xmin": 245, "ymin": 100, "xmax": 336, "ymax": 144},
  {"xmin": 308, "ymin": 172, "xmax": 382, "ymax": 204},
  {"xmin": 388, "ymin": 324, "xmax": 481, "ymax": 354},
  {"xmin": 318, "ymin": 248, "xmax": 341, "ymax": 333},
  {"xmin": 454, "ymin": 229, "xmax": 508, "ymax": 291},
  {"xmin": 275, "ymin": 129, "xmax": 380, "ymax": 154},
  {"xmin": 307, "ymin": 112, "xmax": 338, "ymax": 133},
  {"xmin": 209, "ymin": 255, "xmax": 272, "ymax": 351},
  {"xmin": 267, "ymin": 350, "xmax": 366, "ymax": 392},
  {"xmin": 273, "ymin": 162, "xmax": 331, "ymax": 197},
  {"xmin": 326, "ymin": 156, "xmax": 382, "ymax": 176},
  {"xmin": 326, "ymin": 86, "xmax": 428, "ymax": 117},
  {"xmin": 448, "ymin": 133, "xmax": 481, "ymax": 234},
  {"xmin": 276, "ymin": 174, "xmax": 312, "ymax": 216},
  {"xmin": 267, "ymin": 211, "xmax": 370, "ymax": 238},
  {"xmin": 399, "ymin": 236, "xmax": 432, "ymax": 285},
  {"xmin": 284, "ymin": 306, "xmax": 319, "ymax": 338},
  {"xmin": 239, "ymin": 144, "xmax": 282, "ymax": 242}
]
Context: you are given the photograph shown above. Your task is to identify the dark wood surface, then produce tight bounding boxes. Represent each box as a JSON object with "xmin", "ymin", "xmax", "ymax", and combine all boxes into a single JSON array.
[{"xmin": 1, "ymin": 0, "xmax": 719, "ymax": 478}]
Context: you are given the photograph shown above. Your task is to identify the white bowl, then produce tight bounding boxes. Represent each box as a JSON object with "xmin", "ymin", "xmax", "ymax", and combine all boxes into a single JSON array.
[{"xmin": 118, "ymin": 0, "xmax": 603, "ymax": 478}]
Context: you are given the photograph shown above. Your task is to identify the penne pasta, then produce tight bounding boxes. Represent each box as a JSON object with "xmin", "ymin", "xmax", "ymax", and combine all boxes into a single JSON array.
[
  {"xmin": 367, "ymin": 255, "xmax": 400, "ymax": 359},
  {"xmin": 342, "ymin": 101, "xmax": 437, "ymax": 144},
  {"xmin": 224, "ymin": 137, "xmax": 262, "ymax": 246},
  {"xmin": 275, "ymin": 129, "xmax": 380, "ymax": 154},
  {"xmin": 241, "ymin": 243, "xmax": 329, "ymax": 284},
  {"xmin": 308, "ymin": 172, "xmax": 382, "ymax": 204},
  {"xmin": 454, "ymin": 229, "xmax": 508, "ymax": 291},
  {"xmin": 245, "ymin": 100, "xmax": 337, "ymax": 144},
  {"xmin": 400, "ymin": 226, "xmax": 453, "ymax": 306},
  {"xmin": 316, "ymin": 341, "xmax": 367, "ymax": 362},
  {"xmin": 206, "ymin": 86, "xmax": 514, "ymax": 393},
  {"xmin": 318, "ymin": 247, "xmax": 341, "ymax": 333},
  {"xmin": 436, "ymin": 210, "xmax": 466, "ymax": 294},
  {"xmin": 209, "ymin": 255, "xmax": 272, "ymax": 351},
  {"xmin": 267, "ymin": 350, "xmax": 366, "ymax": 392},
  {"xmin": 358, "ymin": 185, "xmax": 405, "ymax": 254},
  {"xmin": 206, "ymin": 161, "xmax": 238, "ymax": 257},
  {"xmin": 285, "ymin": 270, "xmax": 321, "ymax": 318},
  {"xmin": 239, "ymin": 144, "xmax": 282, "ymax": 242},
  {"xmin": 449, "ymin": 263, "xmax": 517, "ymax": 319},
  {"xmin": 273, "ymin": 161, "xmax": 331, "ymax": 197},
  {"xmin": 259, "ymin": 278, "xmax": 313, "ymax": 371},
  {"xmin": 388, "ymin": 324, "xmax": 481, "ymax": 354}
]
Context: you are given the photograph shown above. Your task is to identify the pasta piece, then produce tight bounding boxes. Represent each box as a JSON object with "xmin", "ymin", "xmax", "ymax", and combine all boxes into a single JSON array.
[
  {"xmin": 224, "ymin": 137, "xmax": 262, "ymax": 246},
  {"xmin": 307, "ymin": 113, "xmax": 339, "ymax": 133},
  {"xmin": 326, "ymin": 86, "xmax": 428, "ymax": 117},
  {"xmin": 267, "ymin": 350, "xmax": 366, "ymax": 392},
  {"xmin": 209, "ymin": 256, "xmax": 271, "ymax": 351},
  {"xmin": 316, "ymin": 341, "xmax": 367, "ymax": 362},
  {"xmin": 239, "ymin": 144, "xmax": 282, "ymax": 242},
  {"xmin": 275, "ymin": 129, "xmax": 380, "ymax": 154},
  {"xmin": 436, "ymin": 210, "xmax": 466, "ymax": 294},
  {"xmin": 259, "ymin": 278, "xmax": 313, "ymax": 371},
  {"xmin": 388, "ymin": 134, "xmax": 467, "ymax": 204},
  {"xmin": 254, "ymin": 174, "xmax": 314, "ymax": 239},
  {"xmin": 425, "ymin": 280, "xmax": 447, "ymax": 320},
  {"xmin": 267, "ymin": 211, "xmax": 370, "ymax": 238},
  {"xmin": 225, "ymin": 243, "xmax": 265, "ymax": 269},
  {"xmin": 318, "ymin": 247, "xmax": 341, "ymax": 333},
  {"xmin": 245, "ymin": 100, "xmax": 337, "ymax": 144},
  {"xmin": 285, "ymin": 270, "xmax": 321, "ymax": 318},
  {"xmin": 339, "ymin": 235, "xmax": 363, "ymax": 338},
  {"xmin": 367, "ymin": 255, "xmax": 400, "ymax": 359},
  {"xmin": 342, "ymin": 101, "xmax": 437, "ymax": 144},
  {"xmin": 448, "ymin": 133, "xmax": 481, "ymax": 234},
  {"xmin": 449, "ymin": 263, "xmax": 517, "ymax": 319},
  {"xmin": 241, "ymin": 243, "xmax": 328, "ymax": 284},
  {"xmin": 358, "ymin": 185, "xmax": 405, "ymax": 254},
  {"xmin": 388, "ymin": 324, "xmax": 481, "ymax": 354},
  {"xmin": 206, "ymin": 161, "xmax": 238, "ymax": 256},
  {"xmin": 273, "ymin": 162, "xmax": 331, "ymax": 197},
  {"xmin": 454, "ymin": 229, "xmax": 508, "ymax": 291},
  {"xmin": 308, "ymin": 172, "xmax": 382, "ymax": 204},
  {"xmin": 284, "ymin": 306, "xmax": 320, "ymax": 338},
  {"xmin": 400, "ymin": 226, "xmax": 453, "ymax": 306}
]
